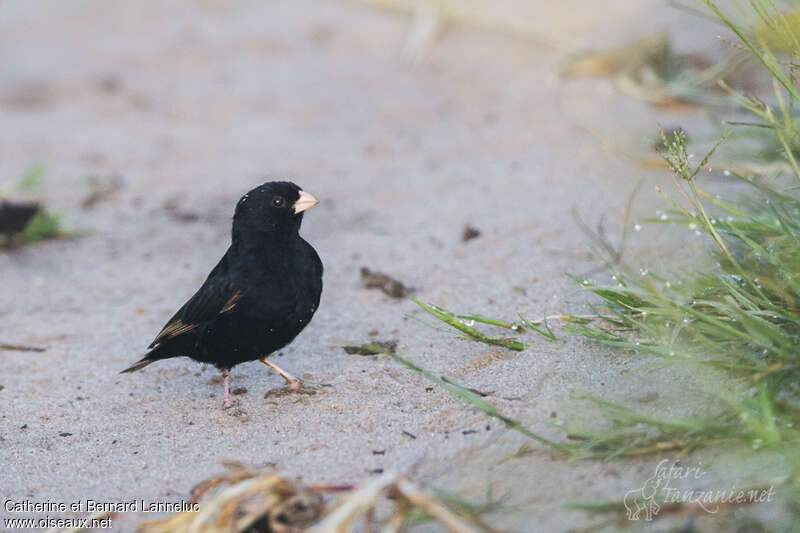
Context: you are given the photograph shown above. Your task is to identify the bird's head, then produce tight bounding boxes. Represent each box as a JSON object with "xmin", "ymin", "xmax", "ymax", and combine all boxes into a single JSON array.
[{"xmin": 232, "ymin": 181, "xmax": 319, "ymax": 241}]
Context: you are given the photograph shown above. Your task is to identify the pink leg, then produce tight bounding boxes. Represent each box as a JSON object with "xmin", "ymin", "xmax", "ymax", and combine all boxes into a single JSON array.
[
  {"xmin": 222, "ymin": 368, "xmax": 234, "ymax": 408},
  {"xmin": 261, "ymin": 357, "xmax": 301, "ymax": 389}
]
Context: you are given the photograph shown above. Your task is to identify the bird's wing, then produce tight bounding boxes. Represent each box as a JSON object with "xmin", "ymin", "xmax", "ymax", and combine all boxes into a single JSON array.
[{"xmin": 148, "ymin": 256, "xmax": 242, "ymax": 348}]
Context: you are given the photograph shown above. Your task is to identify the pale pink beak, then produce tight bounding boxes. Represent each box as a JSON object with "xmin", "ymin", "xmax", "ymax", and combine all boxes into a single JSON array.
[{"xmin": 292, "ymin": 190, "xmax": 319, "ymax": 214}]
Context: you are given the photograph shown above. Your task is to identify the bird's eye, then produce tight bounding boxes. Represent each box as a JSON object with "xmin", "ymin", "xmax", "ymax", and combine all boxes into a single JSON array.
[{"xmin": 271, "ymin": 196, "xmax": 286, "ymax": 208}]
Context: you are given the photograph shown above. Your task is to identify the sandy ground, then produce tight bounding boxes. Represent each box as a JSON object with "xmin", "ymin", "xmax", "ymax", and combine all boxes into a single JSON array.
[{"xmin": 0, "ymin": 1, "xmax": 788, "ymax": 531}]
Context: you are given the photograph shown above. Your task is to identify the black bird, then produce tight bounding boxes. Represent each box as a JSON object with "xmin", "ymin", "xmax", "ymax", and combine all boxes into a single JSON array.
[{"xmin": 121, "ymin": 181, "xmax": 322, "ymax": 408}]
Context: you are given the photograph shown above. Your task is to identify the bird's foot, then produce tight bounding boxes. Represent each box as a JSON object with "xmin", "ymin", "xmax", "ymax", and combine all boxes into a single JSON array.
[
  {"xmin": 221, "ymin": 368, "xmax": 236, "ymax": 409},
  {"xmin": 222, "ymin": 391, "xmax": 238, "ymax": 409},
  {"xmin": 260, "ymin": 357, "xmax": 303, "ymax": 390},
  {"xmin": 263, "ymin": 381, "xmax": 324, "ymax": 399}
]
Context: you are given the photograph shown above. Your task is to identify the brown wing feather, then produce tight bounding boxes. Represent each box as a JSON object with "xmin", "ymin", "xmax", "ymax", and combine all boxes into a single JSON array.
[
  {"xmin": 219, "ymin": 291, "xmax": 242, "ymax": 313},
  {"xmin": 148, "ymin": 287, "xmax": 242, "ymax": 348},
  {"xmin": 150, "ymin": 318, "xmax": 199, "ymax": 346}
]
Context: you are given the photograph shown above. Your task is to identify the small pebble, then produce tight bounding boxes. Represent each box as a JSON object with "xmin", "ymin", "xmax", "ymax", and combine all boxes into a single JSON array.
[{"xmin": 462, "ymin": 225, "xmax": 481, "ymax": 242}]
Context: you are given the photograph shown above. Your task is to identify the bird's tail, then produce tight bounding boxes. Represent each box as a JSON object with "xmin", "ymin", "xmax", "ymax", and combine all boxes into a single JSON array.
[
  {"xmin": 120, "ymin": 357, "xmax": 154, "ymax": 374},
  {"xmin": 120, "ymin": 340, "xmax": 184, "ymax": 374}
]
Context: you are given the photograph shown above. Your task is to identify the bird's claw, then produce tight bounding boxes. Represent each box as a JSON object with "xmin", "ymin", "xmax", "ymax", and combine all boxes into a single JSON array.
[
  {"xmin": 264, "ymin": 382, "xmax": 323, "ymax": 399},
  {"xmin": 222, "ymin": 396, "xmax": 236, "ymax": 409}
]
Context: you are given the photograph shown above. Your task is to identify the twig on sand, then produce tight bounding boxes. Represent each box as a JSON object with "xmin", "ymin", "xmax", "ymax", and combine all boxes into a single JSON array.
[
  {"xmin": 140, "ymin": 463, "xmax": 485, "ymax": 533},
  {"xmin": 0, "ymin": 342, "xmax": 46, "ymax": 352},
  {"xmin": 310, "ymin": 472, "xmax": 478, "ymax": 533}
]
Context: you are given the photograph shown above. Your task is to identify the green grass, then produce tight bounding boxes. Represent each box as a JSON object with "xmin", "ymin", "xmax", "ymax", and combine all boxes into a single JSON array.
[
  {"xmin": 390, "ymin": 351, "xmax": 570, "ymax": 451},
  {"xmin": 0, "ymin": 207, "xmax": 66, "ymax": 247},
  {"xmin": 388, "ymin": 0, "xmax": 800, "ymax": 526},
  {"xmin": 21, "ymin": 209, "xmax": 65, "ymax": 242},
  {"xmin": 1, "ymin": 166, "xmax": 68, "ymax": 246},
  {"xmin": 561, "ymin": 0, "xmax": 800, "ymax": 463},
  {"xmin": 410, "ymin": 298, "xmax": 582, "ymax": 348},
  {"xmin": 571, "ymin": 0, "xmax": 800, "ymax": 460},
  {"xmin": 17, "ymin": 165, "xmax": 45, "ymax": 190},
  {"xmin": 560, "ymin": 0, "xmax": 800, "ymax": 521},
  {"xmin": 402, "ymin": 486, "xmax": 508, "ymax": 531},
  {"xmin": 410, "ymin": 298, "xmax": 531, "ymax": 351}
]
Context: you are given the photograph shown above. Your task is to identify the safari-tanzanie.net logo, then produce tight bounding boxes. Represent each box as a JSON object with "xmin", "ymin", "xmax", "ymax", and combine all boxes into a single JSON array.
[{"xmin": 623, "ymin": 459, "xmax": 775, "ymax": 521}]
